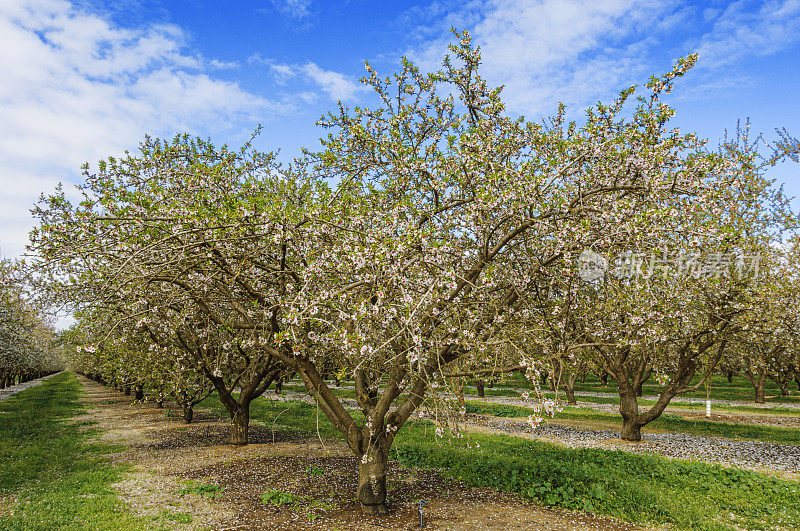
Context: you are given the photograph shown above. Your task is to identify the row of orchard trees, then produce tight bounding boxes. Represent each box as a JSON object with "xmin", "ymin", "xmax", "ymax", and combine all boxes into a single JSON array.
[
  {"xmin": 0, "ymin": 258, "xmax": 62, "ymax": 387},
  {"xmin": 59, "ymin": 311, "xmax": 215, "ymax": 422},
  {"xmin": 30, "ymin": 34, "xmax": 798, "ymax": 514},
  {"xmin": 547, "ymin": 239, "xmax": 800, "ymax": 420}
]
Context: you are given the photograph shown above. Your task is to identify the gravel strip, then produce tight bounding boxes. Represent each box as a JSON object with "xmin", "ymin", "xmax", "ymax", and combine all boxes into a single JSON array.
[
  {"xmin": 294, "ymin": 383, "xmax": 800, "ymax": 410},
  {"xmin": 468, "ymin": 414, "xmax": 800, "ymax": 476},
  {"xmin": 267, "ymin": 388, "xmax": 800, "ymax": 477},
  {"xmin": 0, "ymin": 372, "xmax": 62, "ymax": 401},
  {"xmin": 567, "ymin": 390, "xmax": 800, "ymax": 410}
]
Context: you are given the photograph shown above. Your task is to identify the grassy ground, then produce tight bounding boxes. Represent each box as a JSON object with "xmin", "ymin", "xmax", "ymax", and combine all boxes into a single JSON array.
[
  {"xmin": 525, "ymin": 373, "xmax": 800, "ymax": 405},
  {"xmin": 283, "ymin": 374, "xmax": 800, "ymax": 414},
  {"xmin": 463, "ymin": 402, "xmax": 800, "ymax": 446},
  {"xmin": 278, "ymin": 381, "xmax": 800, "ymax": 442},
  {"xmin": 0, "ymin": 372, "xmax": 156, "ymax": 530},
  {"xmin": 4, "ymin": 373, "xmax": 796, "ymax": 530},
  {"xmin": 220, "ymin": 396, "xmax": 800, "ymax": 530}
]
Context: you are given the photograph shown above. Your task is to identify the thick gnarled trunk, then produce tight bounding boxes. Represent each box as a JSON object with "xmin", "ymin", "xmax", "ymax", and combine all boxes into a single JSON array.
[
  {"xmin": 564, "ymin": 382, "xmax": 577, "ymax": 406},
  {"xmin": 229, "ymin": 407, "xmax": 249, "ymax": 445},
  {"xmin": 357, "ymin": 448, "xmax": 389, "ymax": 515},
  {"xmin": 618, "ymin": 389, "xmax": 643, "ymax": 441}
]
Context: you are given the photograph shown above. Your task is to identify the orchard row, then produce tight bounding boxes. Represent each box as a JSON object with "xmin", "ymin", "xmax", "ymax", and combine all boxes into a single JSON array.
[{"xmin": 28, "ymin": 34, "xmax": 800, "ymax": 513}]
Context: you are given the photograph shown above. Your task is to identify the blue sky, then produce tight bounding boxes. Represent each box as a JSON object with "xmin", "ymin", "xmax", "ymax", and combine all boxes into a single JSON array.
[{"xmin": 1, "ymin": 0, "xmax": 799, "ymax": 259}]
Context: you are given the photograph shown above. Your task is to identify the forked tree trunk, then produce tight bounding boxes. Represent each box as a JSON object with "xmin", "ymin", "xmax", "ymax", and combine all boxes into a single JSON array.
[
  {"xmin": 722, "ymin": 368, "xmax": 735, "ymax": 383},
  {"xmin": 619, "ymin": 390, "xmax": 643, "ymax": 441},
  {"xmin": 562, "ymin": 366, "xmax": 578, "ymax": 406},
  {"xmin": 357, "ymin": 448, "xmax": 389, "ymax": 515},
  {"xmin": 207, "ymin": 364, "xmax": 279, "ymax": 446}
]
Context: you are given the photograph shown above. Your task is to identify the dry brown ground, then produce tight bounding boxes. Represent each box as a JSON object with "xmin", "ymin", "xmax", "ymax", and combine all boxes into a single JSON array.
[{"xmin": 77, "ymin": 376, "xmax": 643, "ymax": 530}]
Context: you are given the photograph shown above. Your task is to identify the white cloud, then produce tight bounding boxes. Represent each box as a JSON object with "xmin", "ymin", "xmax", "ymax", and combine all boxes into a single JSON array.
[
  {"xmin": 0, "ymin": 0, "xmax": 291, "ymax": 259},
  {"xmin": 269, "ymin": 0, "xmax": 313, "ymax": 19},
  {"xmin": 406, "ymin": 0, "xmax": 681, "ymax": 116},
  {"xmin": 695, "ymin": 0, "xmax": 800, "ymax": 68},
  {"xmin": 248, "ymin": 54, "xmax": 366, "ymax": 101},
  {"xmin": 302, "ymin": 62, "xmax": 368, "ymax": 101},
  {"xmin": 210, "ymin": 58, "xmax": 239, "ymax": 69},
  {"xmin": 248, "ymin": 53, "xmax": 298, "ymax": 81},
  {"xmin": 403, "ymin": 0, "xmax": 800, "ymax": 117}
]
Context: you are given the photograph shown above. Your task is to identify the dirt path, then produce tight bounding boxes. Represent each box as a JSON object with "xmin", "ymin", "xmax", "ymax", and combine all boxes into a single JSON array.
[
  {"xmin": 0, "ymin": 372, "xmax": 62, "ymax": 401},
  {"xmin": 77, "ymin": 376, "xmax": 642, "ymax": 530}
]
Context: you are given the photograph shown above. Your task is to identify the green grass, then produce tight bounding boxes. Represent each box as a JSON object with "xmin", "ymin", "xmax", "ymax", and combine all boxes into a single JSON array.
[
  {"xmin": 536, "ymin": 391, "xmax": 800, "ymax": 416},
  {"xmin": 569, "ymin": 374, "xmax": 800, "ymax": 404},
  {"xmin": 0, "ymin": 372, "xmax": 154, "ymax": 530},
  {"xmin": 282, "ymin": 378, "xmax": 800, "ymax": 416},
  {"xmin": 179, "ymin": 480, "xmax": 223, "ymax": 498},
  {"xmin": 261, "ymin": 489, "xmax": 300, "ymax": 506},
  {"xmin": 269, "ymin": 380, "xmax": 800, "ymax": 444},
  {"xmin": 235, "ymin": 396, "xmax": 800, "ymax": 530},
  {"xmin": 463, "ymin": 401, "xmax": 800, "ymax": 446}
]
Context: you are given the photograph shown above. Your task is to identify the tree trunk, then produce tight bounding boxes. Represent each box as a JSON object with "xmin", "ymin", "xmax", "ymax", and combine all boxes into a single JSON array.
[
  {"xmin": 619, "ymin": 389, "xmax": 642, "ymax": 441},
  {"xmin": 456, "ymin": 380, "xmax": 465, "ymax": 415},
  {"xmin": 476, "ymin": 380, "xmax": 485, "ymax": 398},
  {"xmin": 563, "ymin": 367, "xmax": 578, "ymax": 406},
  {"xmin": 755, "ymin": 373, "xmax": 766, "ymax": 404},
  {"xmin": 600, "ymin": 373, "xmax": 608, "ymax": 385},
  {"xmin": 621, "ymin": 415, "xmax": 643, "ymax": 441},
  {"xmin": 183, "ymin": 405, "xmax": 194, "ymax": 423},
  {"xmin": 564, "ymin": 384, "xmax": 576, "ymax": 406},
  {"xmin": 124, "ymin": 386, "xmax": 131, "ymax": 396},
  {"xmin": 135, "ymin": 387, "xmax": 144, "ymax": 401},
  {"xmin": 357, "ymin": 448, "xmax": 389, "ymax": 515},
  {"xmin": 230, "ymin": 407, "xmax": 249, "ymax": 445}
]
